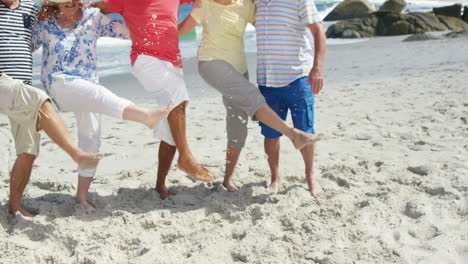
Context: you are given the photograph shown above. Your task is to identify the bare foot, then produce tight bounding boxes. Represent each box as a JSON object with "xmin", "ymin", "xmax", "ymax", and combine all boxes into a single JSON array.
[
  {"xmin": 75, "ymin": 152, "xmax": 103, "ymax": 170},
  {"xmin": 267, "ymin": 180, "xmax": 281, "ymax": 193},
  {"xmin": 155, "ymin": 186, "xmax": 173, "ymax": 199},
  {"xmin": 77, "ymin": 200, "xmax": 96, "ymax": 213},
  {"xmin": 177, "ymin": 157, "xmax": 213, "ymax": 182},
  {"xmin": 9, "ymin": 207, "xmax": 37, "ymax": 217},
  {"xmin": 291, "ymin": 129, "xmax": 320, "ymax": 150},
  {"xmin": 145, "ymin": 103, "xmax": 174, "ymax": 129},
  {"xmin": 307, "ymin": 177, "xmax": 324, "ymax": 198},
  {"xmin": 223, "ymin": 180, "xmax": 239, "ymax": 192}
]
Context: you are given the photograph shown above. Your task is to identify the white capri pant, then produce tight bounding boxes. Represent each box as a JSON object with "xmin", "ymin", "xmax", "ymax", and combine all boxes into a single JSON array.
[
  {"xmin": 132, "ymin": 55, "xmax": 190, "ymax": 146},
  {"xmin": 50, "ymin": 77, "xmax": 133, "ymax": 177}
]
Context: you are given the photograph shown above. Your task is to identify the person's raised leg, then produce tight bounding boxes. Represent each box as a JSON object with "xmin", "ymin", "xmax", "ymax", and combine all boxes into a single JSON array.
[
  {"xmin": 264, "ymin": 138, "xmax": 281, "ymax": 193},
  {"xmin": 122, "ymin": 103, "xmax": 173, "ymax": 129},
  {"xmin": 255, "ymin": 106, "xmax": 319, "ymax": 150},
  {"xmin": 38, "ymin": 100, "xmax": 102, "ymax": 169},
  {"xmin": 131, "ymin": 57, "xmax": 212, "ymax": 182},
  {"xmin": 168, "ymin": 101, "xmax": 213, "ymax": 182},
  {"xmin": 155, "ymin": 141, "xmax": 177, "ymax": 199},
  {"xmin": 9, "ymin": 153, "xmax": 36, "ymax": 216},
  {"xmin": 53, "ymin": 79, "xmax": 171, "ymax": 129},
  {"xmin": 300, "ymin": 144, "xmax": 323, "ymax": 198}
]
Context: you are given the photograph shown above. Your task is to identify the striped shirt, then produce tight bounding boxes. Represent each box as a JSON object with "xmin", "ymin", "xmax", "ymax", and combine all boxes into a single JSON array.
[
  {"xmin": 0, "ymin": 0, "xmax": 38, "ymax": 84},
  {"xmin": 255, "ymin": 0, "xmax": 321, "ymax": 87}
]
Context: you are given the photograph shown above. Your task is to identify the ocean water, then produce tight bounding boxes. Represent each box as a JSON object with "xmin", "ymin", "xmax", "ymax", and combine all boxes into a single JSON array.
[{"xmin": 31, "ymin": 0, "xmax": 462, "ymax": 86}]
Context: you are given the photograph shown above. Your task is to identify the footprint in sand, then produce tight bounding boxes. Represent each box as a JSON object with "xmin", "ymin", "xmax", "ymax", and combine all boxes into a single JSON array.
[
  {"xmin": 32, "ymin": 181, "xmax": 73, "ymax": 192},
  {"xmin": 404, "ymin": 200, "xmax": 427, "ymax": 219},
  {"xmin": 144, "ymin": 141, "xmax": 158, "ymax": 147},
  {"xmin": 407, "ymin": 166, "xmax": 430, "ymax": 176},
  {"xmin": 322, "ymin": 171, "xmax": 351, "ymax": 189}
]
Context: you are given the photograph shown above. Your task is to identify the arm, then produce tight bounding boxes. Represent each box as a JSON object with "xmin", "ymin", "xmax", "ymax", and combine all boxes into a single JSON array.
[
  {"xmin": 91, "ymin": 1, "xmax": 112, "ymax": 15},
  {"xmin": 249, "ymin": 0, "xmax": 256, "ymax": 26},
  {"xmin": 31, "ymin": 22, "xmax": 44, "ymax": 52},
  {"xmin": 179, "ymin": 3, "xmax": 203, "ymax": 37},
  {"xmin": 178, "ymin": 15, "xmax": 199, "ymax": 37},
  {"xmin": 98, "ymin": 13, "xmax": 130, "ymax": 39},
  {"xmin": 306, "ymin": 22, "xmax": 326, "ymax": 95}
]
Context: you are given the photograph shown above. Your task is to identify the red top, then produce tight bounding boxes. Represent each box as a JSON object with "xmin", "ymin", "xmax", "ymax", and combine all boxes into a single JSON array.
[{"xmin": 104, "ymin": 0, "xmax": 192, "ymax": 68}]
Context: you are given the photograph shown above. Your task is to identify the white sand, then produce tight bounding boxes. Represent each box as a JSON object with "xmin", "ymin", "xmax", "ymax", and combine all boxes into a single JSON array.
[{"xmin": 1, "ymin": 35, "xmax": 467, "ymax": 263}]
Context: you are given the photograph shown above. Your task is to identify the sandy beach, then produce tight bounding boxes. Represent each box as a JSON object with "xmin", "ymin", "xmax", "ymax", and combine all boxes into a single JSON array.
[{"xmin": 1, "ymin": 33, "xmax": 467, "ymax": 263}]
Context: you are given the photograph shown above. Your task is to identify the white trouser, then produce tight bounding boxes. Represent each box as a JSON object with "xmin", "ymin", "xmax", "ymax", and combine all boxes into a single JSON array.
[
  {"xmin": 50, "ymin": 77, "xmax": 133, "ymax": 177},
  {"xmin": 132, "ymin": 55, "xmax": 190, "ymax": 146}
]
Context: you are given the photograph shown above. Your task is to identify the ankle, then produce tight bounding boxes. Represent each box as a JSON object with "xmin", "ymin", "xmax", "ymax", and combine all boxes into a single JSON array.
[
  {"xmin": 286, "ymin": 127, "xmax": 297, "ymax": 140},
  {"xmin": 8, "ymin": 207, "xmax": 18, "ymax": 214},
  {"xmin": 155, "ymin": 184, "xmax": 166, "ymax": 190},
  {"xmin": 178, "ymin": 152, "xmax": 195, "ymax": 163},
  {"xmin": 223, "ymin": 178, "xmax": 233, "ymax": 185},
  {"xmin": 271, "ymin": 177, "xmax": 281, "ymax": 184},
  {"xmin": 76, "ymin": 193, "xmax": 88, "ymax": 203}
]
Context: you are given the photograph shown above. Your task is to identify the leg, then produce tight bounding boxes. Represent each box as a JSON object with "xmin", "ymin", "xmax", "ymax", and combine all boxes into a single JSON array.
[
  {"xmin": 52, "ymin": 78, "xmax": 171, "ymax": 129},
  {"xmin": 224, "ymin": 147, "xmax": 242, "ymax": 192},
  {"xmin": 9, "ymin": 153, "xmax": 36, "ymax": 216},
  {"xmin": 3, "ymin": 78, "xmax": 99, "ymax": 216},
  {"xmin": 222, "ymin": 96, "xmax": 248, "ymax": 192},
  {"xmin": 155, "ymin": 141, "xmax": 177, "ymax": 199},
  {"xmin": 264, "ymin": 138, "xmax": 281, "ymax": 193},
  {"xmin": 122, "ymin": 104, "xmax": 173, "ymax": 129},
  {"xmin": 255, "ymin": 105, "xmax": 319, "ymax": 150},
  {"xmin": 76, "ymin": 176, "xmax": 95, "ymax": 211},
  {"xmin": 7, "ymin": 114, "xmax": 41, "ymax": 217},
  {"xmin": 38, "ymin": 100, "xmax": 102, "ymax": 169},
  {"xmin": 286, "ymin": 78, "xmax": 322, "ymax": 198},
  {"xmin": 167, "ymin": 101, "xmax": 213, "ymax": 182},
  {"xmin": 75, "ymin": 112, "xmax": 102, "ymax": 212},
  {"xmin": 300, "ymin": 144, "xmax": 323, "ymax": 198},
  {"xmin": 198, "ymin": 60, "xmax": 318, "ymax": 151},
  {"xmin": 132, "ymin": 56, "xmax": 212, "ymax": 182}
]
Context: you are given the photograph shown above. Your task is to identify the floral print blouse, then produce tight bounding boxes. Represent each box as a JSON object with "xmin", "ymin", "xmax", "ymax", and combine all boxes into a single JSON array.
[{"xmin": 32, "ymin": 7, "xmax": 130, "ymax": 94}]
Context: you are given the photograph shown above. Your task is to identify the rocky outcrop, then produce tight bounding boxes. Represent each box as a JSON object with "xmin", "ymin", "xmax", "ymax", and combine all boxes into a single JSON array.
[
  {"xmin": 438, "ymin": 15, "xmax": 468, "ymax": 30},
  {"xmin": 327, "ymin": 16, "xmax": 378, "ymax": 38},
  {"xmin": 378, "ymin": 0, "xmax": 406, "ymax": 14},
  {"xmin": 433, "ymin": 4, "xmax": 462, "ymax": 18},
  {"xmin": 444, "ymin": 29, "xmax": 468, "ymax": 38},
  {"xmin": 323, "ymin": 0, "xmax": 374, "ymax": 21},
  {"xmin": 463, "ymin": 6, "xmax": 468, "ymax": 23},
  {"xmin": 327, "ymin": 12, "xmax": 468, "ymax": 38}
]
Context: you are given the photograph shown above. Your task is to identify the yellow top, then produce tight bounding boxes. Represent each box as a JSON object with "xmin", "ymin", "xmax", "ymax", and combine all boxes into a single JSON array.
[{"xmin": 191, "ymin": 0, "xmax": 255, "ymax": 74}]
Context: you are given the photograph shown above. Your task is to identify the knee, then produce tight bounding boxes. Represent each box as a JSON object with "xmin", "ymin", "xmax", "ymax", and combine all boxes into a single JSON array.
[
  {"xmin": 40, "ymin": 99, "xmax": 52, "ymax": 111},
  {"xmin": 264, "ymin": 137, "xmax": 280, "ymax": 151},
  {"xmin": 226, "ymin": 120, "xmax": 248, "ymax": 149},
  {"xmin": 160, "ymin": 141, "xmax": 177, "ymax": 153},
  {"xmin": 17, "ymin": 153, "xmax": 37, "ymax": 162},
  {"xmin": 265, "ymin": 137, "xmax": 280, "ymax": 144},
  {"xmin": 228, "ymin": 135, "xmax": 247, "ymax": 149}
]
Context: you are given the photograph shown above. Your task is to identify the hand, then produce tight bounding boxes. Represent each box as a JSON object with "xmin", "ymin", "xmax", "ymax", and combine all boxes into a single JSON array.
[
  {"xmin": 193, "ymin": 0, "xmax": 202, "ymax": 8},
  {"xmin": 82, "ymin": 0, "xmax": 92, "ymax": 7},
  {"xmin": 37, "ymin": 6, "xmax": 56, "ymax": 22},
  {"xmin": 307, "ymin": 67, "xmax": 323, "ymax": 95}
]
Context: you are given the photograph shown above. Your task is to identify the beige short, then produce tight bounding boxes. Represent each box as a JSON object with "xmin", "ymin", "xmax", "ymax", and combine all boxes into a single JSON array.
[{"xmin": 0, "ymin": 74, "xmax": 50, "ymax": 156}]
